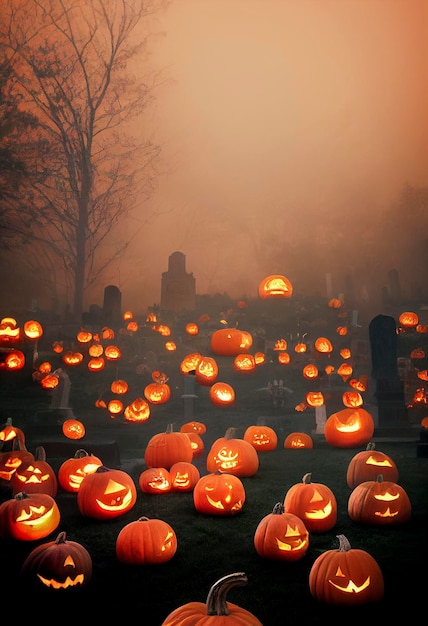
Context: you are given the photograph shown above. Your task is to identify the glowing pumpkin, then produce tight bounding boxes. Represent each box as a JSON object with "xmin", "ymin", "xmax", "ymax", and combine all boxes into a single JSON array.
[
  {"xmin": 123, "ymin": 397, "xmax": 151, "ymax": 423},
  {"xmin": 180, "ymin": 353, "xmax": 202, "ymax": 374},
  {"xmin": 210, "ymin": 328, "xmax": 253, "ymax": 356},
  {"xmin": 342, "ymin": 390, "xmax": 363, "ymax": 408},
  {"xmin": 253, "ymin": 502, "xmax": 309, "ymax": 561},
  {"xmin": 209, "ymin": 381, "xmax": 236, "ymax": 407},
  {"xmin": 144, "ymin": 424, "xmax": 193, "ymax": 470},
  {"xmin": 138, "ymin": 467, "xmax": 172, "ymax": 494},
  {"xmin": 314, "ymin": 337, "xmax": 333, "ymax": 354},
  {"xmin": 23, "ymin": 320, "xmax": 43, "ymax": 339},
  {"xmin": 348, "ymin": 474, "xmax": 411, "ymax": 525},
  {"xmin": 258, "ymin": 274, "xmax": 293, "ymax": 299},
  {"xmin": 170, "ymin": 461, "xmax": 200, "ymax": 492},
  {"xmin": 0, "ymin": 418, "xmax": 25, "ymax": 446},
  {"xmin": 0, "ymin": 439, "xmax": 34, "ymax": 481},
  {"xmin": 284, "ymin": 432, "xmax": 313, "ymax": 449},
  {"xmin": 116, "ymin": 516, "xmax": 177, "ymax": 565},
  {"xmin": 195, "ymin": 355, "xmax": 219, "ymax": 386},
  {"xmin": 193, "ymin": 472, "xmax": 246, "ymax": 516},
  {"xmin": 243, "ymin": 423, "xmax": 278, "ymax": 452},
  {"xmin": 398, "ymin": 311, "xmax": 419, "ymax": 328},
  {"xmin": 57, "ymin": 449, "xmax": 103, "ymax": 493},
  {"xmin": 233, "ymin": 353, "xmax": 256, "ymax": 373},
  {"xmin": 77, "ymin": 466, "xmax": 137, "ymax": 520},
  {"xmin": 283, "ymin": 472, "xmax": 337, "ymax": 533},
  {"xmin": 180, "ymin": 421, "xmax": 207, "ymax": 435},
  {"xmin": 0, "ymin": 491, "xmax": 60, "ymax": 541},
  {"xmin": 206, "ymin": 427, "xmax": 259, "ymax": 477},
  {"xmin": 11, "ymin": 446, "xmax": 58, "ymax": 497},
  {"xmin": 309, "ymin": 534, "xmax": 384, "ymax": 605},
  {"xmin": 62, "ymin": 419, "xmax": 85, "ymax": 440},
  {"xmin": 324, "ymin": 408, "xmax": 375, "ymax": 448},
  {"xmin": 346, "ymin": 443, "xmax": 399, "ymax": 489}
]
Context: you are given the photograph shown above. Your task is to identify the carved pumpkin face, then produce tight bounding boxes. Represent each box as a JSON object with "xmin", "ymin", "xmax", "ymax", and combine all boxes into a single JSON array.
[
  {"xmin": 195, "ymin": 356, "xmax": 219, "ymax": 386},
  {"xmin": 303, "ymin": 364, "xmax": 318, "ymax": 379},
  {"xmin": 0, "ymin": 349, "xmax": 26, "ymax": 370},
  {"xmin": 116, "ymin": 516, "xmax": 177, "ymax": 565},
  {"xmin": 305, "ymin": 391, "xmax": 325, "ymax": 407},
  {"xmin": 258, "ymin": 274, "xmax": 293, "ymax": 299},
  {"xmin": 0, "ymin": 419, "xmax": 25, "ymax": 445},
  {"xmin": 138, "ymin": 467, "xmax": 172, "ymax": 494},
  {"xmin": 254, "ymin": 503, "xmax": 309, "ymax": 561},
  {"xmin": 283, "ymin": 473, "xmax": 337, "ymax": 533},
  {"xmin": 206, "ymin": 429, "xmax": 259, "ymax": 477},
  {"xmin": 180, "ymin": 421, "xmax": 207, "ymax": 435},
  {"xmin": 243, "ymin": 425, "xmax": 278, "ymax": 452},
  {"xmin": 284, "ymin": 432, "xmax": 314, "ymax": 449},
  {"xmin": 309, "ymin": 534, "xmax": 384, "ymax": 605},
  {"xmin": 62, "ymin": 419, "xmax": 85, "ymax": 440},
  {"xmin": 233, "ymin": 353, "xmax": 256, "ymax": 373},
  {"xmin": 77, "ymin": 467, "xmax": 137, "ymax": 519},
  {"xmin": 20, "ymin": 531, "xmax": 92, "ymax": 589},
  {"xmin": 0, "ymin": 492, "xmax": 60, "ymax": 541},
  {"xmin": 210, "ymin": 328, "xmax": 253, "ymax": 356},
  {"xmin": 314, "ymin": 337, "xmax": 333, "ymax": 354},
  {"xmin": 346, "ymin": 444, "xmax": 399, "ymax": 488},
  {"xmin": 62, "ymin": 351, "xmax": 84, "ymax": 366},
  {"xmin": 144, "ymin": 381, "xmax": 171, "ymax": 405},
  {"xmin": 180, "ymin": 353, "xmax": 202, "ymax": 374},
  {"xmin": 209, "ymin": 382, "xmax": 236, "ymax": 407},
  {"xmin": 58, "ymin": 450, "xmax": 103, "ymax": 493},
  {"xmin": 0, "ymin": 441, "xmax": 34, "ymax": 481},
  {"xmin": 123, "ymin": 397, "xmax": 151, "ymax": 423},
  {"xmin": 11, "ymin": 447, "xmax": 58, "ymax": 497},
  {"xmin": 324, "ymin": 408, "xmax": 375, "ymax": 448},
  {"xmin": 193, "ymin": 473, "xmax": 246, "ymax": 515},
  {"xmin": 348, "ymin": 475, "xmax": 412, "ymax": 525},
  {"xmin": 170, "ymin": 461, "xmax": 200, "ymax": 492}
]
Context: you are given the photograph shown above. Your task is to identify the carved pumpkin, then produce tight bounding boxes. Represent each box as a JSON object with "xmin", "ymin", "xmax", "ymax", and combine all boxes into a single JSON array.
[
  {"xmin": 0, "ymin": 439, "xmax": 34, "ymax": 481},
  {"xmin": 277, "ymin": 351, "xmax": 291, "ymax": 364},
  {"xmin": 0, "ymin": 491, "xmax": 60, "ymax": 540},
  {"xmin": 346, "ymin": 442, "xmax": 399, "ymax": 488},
  {"xmin": 337, "ymin": 362, "xmax": 353, "ymax": 382},
  {"xmin": 284, "ymin": 432, "xmax": 313, "ymax": 449},
  {"xmin": 324, "ymin": 408, "xmax": 375, "ymax": 448},
  {"xmin": 0, "ymin": 349, "xmax": 26, "ymax": 370},
  {"xmin": 77, "ymin": 466, "xmax": 137, "ymax": 520},
  {"xmin": 76, "ymin": 329, "xmax": 92, "ymax": 343},
  {"xmin": 342, "ymin": 390, "xmax": 363, "ymax": 408},
  {"xmin": 62, "ymin": 419, "xmax": 85, "ymax": 440},
  {"xmin": 180, "ymin": 421, "xmax": 207, "ymax": 435},
  {"xmin": 161, "ymin": 572, "xmax": 263, "ymax": 625},
  {"xmin": 348, "ymin": 474, "xmax": 411, "ymax": 525},
  {"xmin": 233, "ymin": 353, "xmax": 256, "ymax": 373},
  {"xmin": 209, "ymin": 381, "xmax": 236, "ymax": 407},
  {"xmin": 23, "ymin": 319, "xmax": 43, "ymax": 339},
  {"xmin": 144, "ymin": 424, "xmax": 193, "ymax": 470},
  {"xmin": 349, "ymin": 377, "xmax": 367, "ymax": 392},
  {"xmin": 40, "ymin": 373, "xmax": 60, "ymax": 389},
  {"xmin": 170, "ymin": 461, "xmax": 200, "ymax": 492},
  {"xmin": 309, "ymin": 534, "xmax": 384, "ymax": 605},
  {"xmin": 283, "ymin": 472, "xmax": 337, "ymax": 533},
  {"xmin": 258, "ymin": 274, "xmax": 293, "ymax": 299},
  {"xmin": 195, "ymin": 355, "xmax": 219, "ymax": 386},
  {"xmin": 328, "ymin": 297, "xmax": 342, "ymax": 309},
  {"xmin": 243, "ymin": 423, "xmax": 278, "ymax": 452},
  {"xmin": 303, "ymin": 363, "xmax": 318, "ymax": 379},
  {"xmin": 88, "ymin": 343, "xmax": 103, "ymax": 357},
  {"xmin": 11, "ymin": 446, "xmax": 58, "ymax": 497},
  {"xmin": 206, "ymin": 427, "xmax": 259, "ymax": 477},
  {"xmin": 210, "ymin": 328, "xmax": 253, "ymax": 356},
  {"xmin": 116, "ymin": 516, "xmax": 177, "ymax": 565},
  {"xmin": 180, "ymin": 353, "xmax": 202, "ymax": 374},
  {"xmin": 62, "ymin": 351, "xmax": 84, "ymax": 366},
  {"xmin": 193, "ymin": 472, "xmax": 246, "ymax": 516},
  {"xmin": 144, "ymin": 371, "xmax": 171, "ymax": 405},
  {"xmin": 107, "ymin": 399, "xmax": 124, "ymax": 415},
  {"xmin": 185, "ymin": 322, "xmax": 199, "ymax": 336},
  {"xmin": 20, "ymin": 531, "xmax": 92, "ymax": 589},
  {"xmin": 305, "ymin": 391, "xmax": 325, "ymax": 407},
  {"xmin": 0, "ymin": 418, "xmax": 25, "ymax": 447},
  {"xmin": 104, "ymin": 345, "xmax": 122, "ymax": 360},
  {"xmin": 184, "ymin": 432, "xmax": 205, "ymax": 458},
  {"xmin": 398, "ymin": 311, "xmax": 419, "ymax": 328},
  {"xmin": 138, "ymin": 467, "xmax": 172, "ymax": 494},
  {"xmin": 87, "ymin": 357, "xmax": 105, "ymax": 371},
  {"xmin": 110, "ymin": 379, "xmax": 129, "ymax": 394},
  {"xmin": 123, "ymin": 397, "xmax": 151, "ymax": 423},
  {"xmin": 254, "ymin": 502, "xmax": 309, "ymax": 561},
  {"xmin": 314, "ymin": 337, "xmax": 333, "ymax": 354},
  {"xmin": 57, "ymin": 449, "xmax": 103, "ymax": 493}
]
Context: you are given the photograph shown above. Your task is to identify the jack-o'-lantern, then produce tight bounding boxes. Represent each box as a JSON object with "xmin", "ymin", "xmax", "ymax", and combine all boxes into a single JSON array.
[
  {"xmin": 0, "ymin": 439, "xmax": 34, "ymax": 481},
  {"xmin": 153, "ymin": 324, "xmax": 171, "ymax": 336},
  {"xmin": 277, "ymin": 351, "xmax": 291, "ymax": 364},
  {"xmin": 209, "ymin": 381, "xmax": 235, "ymax": 407},
  {"xmin": 416, "ymin": 324, "xmax": 427, "ymax": 334},
  {"xmin": 165, "ymin": 341, "xmax": 176, "ymax": 351},
  {"xmin": 40, "ymin": 373, "xmax": 60, "ymax": 389},
  {"xmin": 170, "ymin": 461, "xmax": 200, "ymax": 492},
  {"xmin": 309, "ymin": 534, "xmax": 384, "ymax": 605},
  {"xmin": 210, "ymin": 328, "xmax": 253, "ymax": 356},
  {"xmin": 101, "ymin": 326, "xmax": 115, "ymax": 340},
  {"xmin": 138, "ymin": 467, "xmax": 172, "ymax": 494},
  {"xmin": 180, "ymin": 352, "xmax": 202, "ymax": 374},
  {"xmin": 295, "ymin": 402, "xmax": 307, "ymax": 412},
  {"xmin": 104, "ymin": 345, "xmax": 122, "ymax": 360},
  {"xmin": 346, "ymin": 442, "xmax": 399, "ymax": 488},
  {"xmin": 123, "ymin": 310, "xmax": 133, "ymax": 320},
  {"xmin": 116, "ymin": 516, "xmax": 177, "ymax": 565},
  {"xmin": 254, "ymin": 351, "xmax": 266, "ymax": 365},
  {"xmin": 11, "ymin": 446, "xmax": 58, "ymax": 497},
  {"xmin": 305, "ymin": 391, "xmax": 325, "ymax": 407},
  {"xmin": 185, "ymin": 322, "xmax": 199, "ymax": 336},
  {"xmin": 314, "ymin": 337, "xmax": 333, "ymax": 354},
  {"xmin": 87, "ymin": 357, "xmax": 105, "ymax": 371},
  {"xmin": 303, "ymin": 364, "xmax": 318, "ymax": 379},
  {"xmin": 161, "ymin": 572, "xmax": 263, "ymax": 625},
  {"xmin": 325, "ymin": 364, "xmax": 335, "ymax": 375},
  {"xmin": 0, "ymin": 418, "xmax": 25, "ymax": 447},
  {"xmin": 398, "ymin": 311, "xmax": 419, "ymax": 328},
  {"xmin": 144, "ymin": 371, "xmax": 171, "ymax": 405},
  {"xmin": 88, "ymin": 343, "xmax": 103, "ymax": 357},
  {"xmin": 20, "ymin": 531, "xmax": 92, "ymax": 589},
  {"xmin": 62, "ymin": 351, "xmax": 84, "ymax": 366},
  {"xmin": 348, "ymin": 474, "xmax": 411, "ymax": 525},
  {"xmin": 336, "ymin": 325, "xmax": 348, "ymax": 336},
  {"xmin": 23, "ymin": 319, "xmax": 43, "ymax": 339},
  {"xmin": 62, "ymin": 419, "xmax": 85, "ymax": 440},
  {"xmin": 337, "ymin": 362, "xmax": 353, "ymax": 382},
  {"xmin": 206, "ymin": 427, "xmax": 259, "ymax": 477},
  {"xmin": 328, "ymin": 297, "xmax": 342, "ymax": 309},
  {"xmin": 254, "ymin": 502, "xmax": 309, "ymax": 561},
  {"xmin": 77, "ymin": 466, "xmax": 137, "ymax": 520},
  {"xmin": 124, "ymin": 397, "xmax": 151, "ymax": 423},
  {"xmin": 417, "ymin": 369, "xmax": 428, "ymax": 381},
  {"xmin": 233, "ymin": 353, "xmax": 256, "ymax": 373},
  {"xmin": 52, "ymin": 341, "xmax": 63, "ymax": 354},
  {"xmin": 111, "ymin": 379, "xmax": 129, "ymax": 394},
  {"xmin": 349, "ymin": 377, "xmax": 367, "ymax": 392},
  {"xmin": 0, "ymin": 320, "xmax": 20, "ymax": 344},
  {"xmin": 180, "ymin": 421, "xmax": 207, "ymax": 435},
  {"xmin": 193, "ymin": 472, "xmax": 246, "ymax": 515},
  {"xmin": 283, "ymin": 472, "xmax": 337, "ymax": 533},
  {"xmin": 340, "ymin": 347, "xmax": 352, "ymax": 359},
  {"xmin": 144, "ymin": 424, "xmax": 193, "ymax": 470},
  {"xmin": 324, "ymin": 408, "xmax": 375, "ymax": 448},
  {"xmin": 0, "ymin": 491, "xmax": 60, "ymax": 540},
  {"xmin": 410, "ymin": 348, "xmax": 425, "ymax": 359},
  {"xmin": 1, "ymin": 349, "xmax": 26, "ymax": 370},
  {"xmin": 284, "ymin": 432, "xmax": 313, "ymax": 449},
  {"xmin": 243, "ymin": 423, "xmax": 278, "ymax": 452},
  {"xmin": 274, "ymin": 338, "xmax": 288, "ymax": 351},
  {"xmin": 294, "ymin": 342, "xmax": 307, "ymax": 353},
  {"xmin": 195, "ymin": 355, "xmax": 219, "ymax": 386},
  {"xmin": 258, "ymin": 274, "xmax": 293, "ymax": 299},
  {"xmin": 126, "ymin": 320, "xmax": 139, "ymax": 332},
  {"xmin": 58, "ymin": 449, "xmax": 103, "ymax": 493},
  {"xmin": 76, "ymin": 329, "xmax": 92, "ymax": 343},
  {"xmin": 108, "ymin": 399, "xmax": 124, "ymax": 415},
  {"xmin": 342, "ymin": 390, "xmax": 363, "ymax": 408},
  {"xmin": 184, "ymin": 432, "xmax": 205, "ymax": 458}
]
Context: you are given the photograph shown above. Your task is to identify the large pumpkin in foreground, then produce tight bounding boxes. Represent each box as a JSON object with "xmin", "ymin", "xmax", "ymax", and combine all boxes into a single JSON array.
[
  {"xmin": 324, "ymin": 408, "xmax": 374, "ymax": 448},
  {"xmin": 309, "ymin": 534, "xmax": 384, "ymax": 605},
  {"xmin": 0, "ymin": 491, "xmax": 60, "ymax": 541},
  {"xmin": 161, "ymin": 572, "xmax": 263, "ymax": 625}
]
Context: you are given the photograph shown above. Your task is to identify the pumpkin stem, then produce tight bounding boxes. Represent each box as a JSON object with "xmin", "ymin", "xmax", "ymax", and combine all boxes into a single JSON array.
[
  {"xmin": 302, "ymin": 472, "xmax": 312, "ymax": 484},
  {"xmin": 336, "ymin": 534, "xmax": 351, "ymax": 552},
  {"xmin": 55, "ymin": 531, "xmax": 67, "ymax": 544},
  {"xmin": 272, "ymin": 502, "xmax": 284, "ymax": 515},
  {"xmin": 366, "ymin": 442, "xmax": 376, "ymax": 450},
  {"xmin": 15, "ymin": 492, "xmax": 30, "ymax": 500},
  {"xmin": 35, "ymin": 446, "xmax": 47, "ymax": 461},
  {"xmin": 206, "ymin": 572, "xmax": 248, "ymax": 616},
  {"xmin": 75, "ymin": 449, "xmax": 90, "ymax": 458},
  {"xmin": 376, "ymin": 474, "xmax": 384, "ymax": 483},
  {"xmin": 166, "ymin": 423, "xmax": 175, "ymax": 433},
  {"xmin": 224, "ymin": 427, "xmax": 238, "ymax": 439}
]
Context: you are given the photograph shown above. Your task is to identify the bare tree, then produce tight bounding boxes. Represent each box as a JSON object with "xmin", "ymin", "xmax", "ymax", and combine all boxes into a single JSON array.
[{"xmin": 0, "ymin": 0, "xmax": 166, "ymax": 319}]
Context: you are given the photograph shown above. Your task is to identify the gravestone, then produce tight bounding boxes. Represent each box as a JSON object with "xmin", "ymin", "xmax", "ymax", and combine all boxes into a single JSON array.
[
  {"xmin": 103, "ymin": 285, "xmax": 122, "ymax": 326},
  {"xmin": 369, "ymin": 314, "xmax": 408, "ymax": 426}
]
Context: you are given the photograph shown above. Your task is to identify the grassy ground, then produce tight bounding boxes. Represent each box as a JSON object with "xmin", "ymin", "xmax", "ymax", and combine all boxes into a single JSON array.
[{"xmin": 0, "ymin": 332, "xmax": 427, "ymax": 623}]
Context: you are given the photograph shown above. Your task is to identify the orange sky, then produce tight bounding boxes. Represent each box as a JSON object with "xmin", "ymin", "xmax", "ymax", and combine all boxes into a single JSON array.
[{"xmin": 110, "ymin": 0, "xmax": 428, "ymax": 313}]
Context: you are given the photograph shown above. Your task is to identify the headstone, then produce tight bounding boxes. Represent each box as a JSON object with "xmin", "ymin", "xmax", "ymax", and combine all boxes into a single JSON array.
[
  {"xmin": 315, "ymin": 405, "xmax": 326, "ymax": 434},
  {"xmin": 181, "ymin": 374, "xmax": 197, "ymax": 420},
  {"xmin": 369, "ymin": 314, "xmax": 407, "ymax": 426},
  {"xmin": 103, "ymin": 285, "xmax": 122, "ymax": 325}
]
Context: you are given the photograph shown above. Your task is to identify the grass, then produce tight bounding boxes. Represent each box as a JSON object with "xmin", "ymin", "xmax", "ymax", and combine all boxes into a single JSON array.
[{"xmin": 0, "ymin": 347, "xmax": 427, "ymax": 623}]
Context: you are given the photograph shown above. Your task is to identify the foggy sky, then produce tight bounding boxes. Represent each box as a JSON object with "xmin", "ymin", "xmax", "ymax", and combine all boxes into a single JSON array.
[{"xmin": 111, "ymin": 0, "xmax": 428, "ymax": 314}]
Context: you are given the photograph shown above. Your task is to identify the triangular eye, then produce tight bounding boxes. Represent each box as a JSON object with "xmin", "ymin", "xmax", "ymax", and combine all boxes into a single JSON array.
[
  {"xmin": 64, "ymin": 555, "xmax": 76, "ymax": 567},
  {"xmin": 309, "ymin": 489, "xmax": 324, "ymax": 503},
  {"xmin": 335, "ymin": 566, "xmax": 346, "ymax": 578}
]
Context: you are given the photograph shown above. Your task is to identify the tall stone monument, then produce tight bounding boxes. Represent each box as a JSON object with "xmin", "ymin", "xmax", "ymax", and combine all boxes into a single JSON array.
[{"xmin": 160, "ymin": 251, "xmax": 196, "ymax": 313}]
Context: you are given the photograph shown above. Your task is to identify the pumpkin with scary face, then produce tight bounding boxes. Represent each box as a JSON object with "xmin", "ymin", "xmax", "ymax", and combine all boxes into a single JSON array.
[
  {"xmin": 193, "ymin": 472, "xmax": 246, "ymax": 516},
  {"xmin": 11, "ymin": 446, "xmax": 58, "ymax": 497},
  {"xmin": 0, "ymin": 439, "xmax": 34, "ymax": 482},
  {"xmin": 324, "ymin": 407, "xmax": 375, "ymax": 448},
  {"xmin": 77, "ymin": 466, "xmax": 137, "ymax": 520},
  {"xmin": 0, "ymin": 491, "xmax": 60, "ymax": 541},
  {"xmin": 116, "ymin": 516, "xmax": 177, "ymax": 565},
  {"xmin": 346, "ymin": 442, "xmax": 399, "ymax": 489},
  {"xmin": 57, "ymin": 449, "xmax": 103, "ymax": 493},
  {"xmin": 283, "ymin": 472, "xmax": 337, "ymax": 533},
  {"xmin": 254, "ymin": 502, "xmax": 309, "ymax": 561},
  {"xmin": 348, "ymin": 474, "xmax": 411, "ymax": 525},
  {"xmin": 309, "ymin": 534, "xmax": 384, "ymax": 605},
  {"xmin": 20, "ymin": 531, "xmax": 92, "ymax": 589}
]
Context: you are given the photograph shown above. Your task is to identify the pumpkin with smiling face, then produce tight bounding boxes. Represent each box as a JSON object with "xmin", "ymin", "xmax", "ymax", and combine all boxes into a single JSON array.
[
  {"xmin": 348, "ymin": 474, "xmax": 411, "ymax": 525},
  {"xmin": 346, "ymin": 442, "xmax": 399, "ymax": 489},
  {"xmin": 11, "ymin": 446, "xmax": 58, "ymax": 498},
  {"xmin": 283, "ymin": 472, "xmax": 337, "ymax": 533},
  {"xmin": 244, "ymin": 424, "xmax": 278, "ymax": 452},
  {"xmin": 309, "ymin": 534, "xmax": 384, "ymax": 605},
  {"xmin": 254, "ymin": 502, "xmax": 309, "ymax": 562},
  {"xmin": 324, "ymin": 407, "xmax": 375, "ymax": 448},
  {"xmin": 193, "ymin": 472, "xmax": 246, "ymax": 516},
  {"xmin": 0, "ymin": 491, "xmax": 60, "ymax": 541},
  {"xmin": 77, "ymin": 466, "xmax": 137, "ymax": 520},
  {"xmin": 206, "ymin": 428, "xmax": 259, "ymax": 477},
  {"xmin": 57, "ymin": 449, "xmax": 103, "ymax": 493}
]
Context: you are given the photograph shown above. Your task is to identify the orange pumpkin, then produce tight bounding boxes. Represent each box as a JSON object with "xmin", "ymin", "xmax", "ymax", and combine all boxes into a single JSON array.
[
  {"xmin": 144, "ymin": 424, "xmax": 193, "ymax": 470},
  {"xmin": 116, "ymin": 516, "xmax": 177, "ymax": 565},
  {"xmin": 284, "ymin": 432, "xmax": 313, "ymax": 449},
  {"xmin": 324, "ymin": 408, "xmax": 375, "ymax": 448},
  {"xmin": 0, "ymin": 439, "xmax": 34, "ymax": 482},
  {"xmin": 193, "ymin": 473, "xmax": 246, "ymax": 516},
  {"xmin": 253, "ymin": 502, "xmax": 309, "ymax": 561},
  {"xmin": 170, "ymin": 461, "xmax": 200, "ymax": 492},
  {"xmin": 243, "ymin": 424, "xmax": 278, "ymax": 452},
  {"xmin": 180, "ymin": 421, "xmax": 207, "ymax": 435},
  {"xmin": 283, "ymin": 472, "xmax": 337, "ymax": 533},
  {"xmin": 209, "ymin": 381, "xmax": 236, "ymax": 407},
  {"xmin": 195, "ymin": 355, "xmax": 219, "ymax": 386},
  {"xmin": 0, "ymin": 418, "xmax": 25, "ymax": 446},
  {"xmin": 258, "ymin": 274, "xmax": 293, "ymax": 299},
  {"xmin": 346, "ymin": 442, "xmax": 399, "ymax": 488},
  {"xmin": 0, "ymin": 491, "xmax": 60, "ymax": 541},
  {"xmin": 348, "ymin": 474, "xmax": 411, "ymax": 525},
  {"xmin": 11, "ymin": 446, "xmax": 58, "ymax": 497},
  {"xmin": 138, "ymin": 467, "xmax": 172, "ymax": 494},
  {"xmin": 210, "ymin": 328, "xmax": 253, "ymax": 356},
  {"xmin": 57, "ymin": 449, "xmax": 103, "ymax": 493},
  {"xmin": 62, "ymin": 419, "xmax": 86, "ymax": 440},
  {"xmin": 206, "ymin": 427, "xmax": 259, "ymax": 477},
  {"xmin": 77, "ymin": 466, "xmax": 137, "ymax": 520}
]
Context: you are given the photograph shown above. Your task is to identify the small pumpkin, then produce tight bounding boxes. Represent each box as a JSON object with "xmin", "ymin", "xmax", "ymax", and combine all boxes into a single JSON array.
[
  {"xmin": 0, "ymin": 418, "xmax": 25, "ymax": 448},
  {"xmin": 138, "ymin": 467, "xmax": 172, "ymax": 494},
  {"xmin": 193, "ymin": 472, "xmax": 246, "ymax": 516},
  {"xmin": 77, "ymin": 466, "xmax": 137, "ymax": 520},
  {"xmin": 309, "ymin": 534, "xmax": 384, "ymax": 605},
  {"xmin": 243, "ymin": 423, "xmax": 278, "ymax": 452},
  {"xmin": 57, "ymin": 449, "xmax": 103, "ymax": 493},
  {"xmin": 347, "ymin": 474, "xmax": 411, "ymax": 525},
  {"xmin": 20, "ymin": 531, "xmax": 92, "ymax": 589},
  {"xmin": 206, "ymin": 427, "xmax": 259, "ymax": 477},
  {"xmin": 209, "ymin": 382, "xmax": 236, "ymax": 407},
  {"xmin": 161, "ymin": 572, "xmax": 263, "ymax": 625},
  {"xmin": 62, "ymin": 419, "xmax": 86, "ymax": 440},
  {"xmin": 284, "ymin": 432, "xmax": 313, "ymax": 449},
  {"xmin": 0, "ymin": 491, "xmax": 60, "ymax": 541},
  {"xmin": 346, "ymin": 442, "xmax": 399, "ymax": 489},
  {"xmin": 170, "ymin": 461, "xmax": 200, "ymax": 492},
  {"xmin": 11, "ymin": 446, "xmax": 58, "ymax": 497},
  {"xmin": 283, "ymin": 472, "xmax": 337, "ymax": 533},
  {"xmin": 116, "ymin": 516, "xmax": 177, "ymax": 565},
  {"xmin": 254, "ymin": 502, "xmax": 309, "ymax": 561}
]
